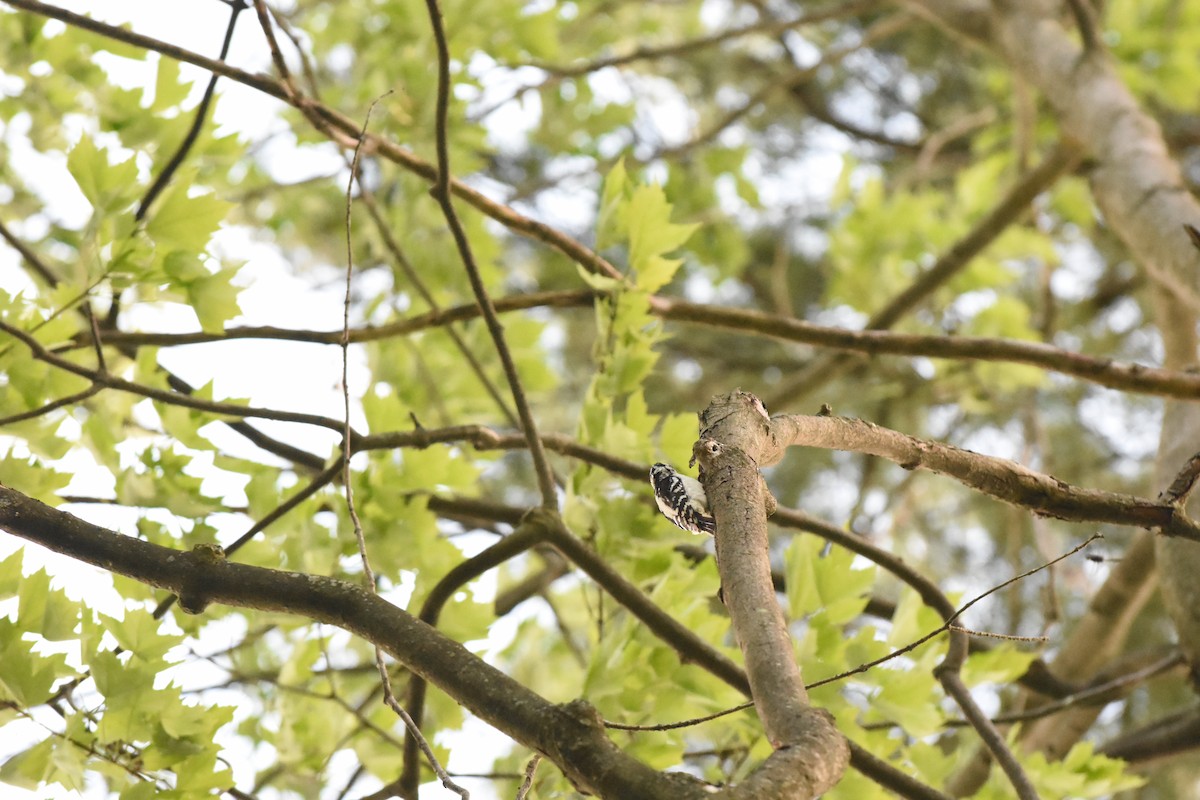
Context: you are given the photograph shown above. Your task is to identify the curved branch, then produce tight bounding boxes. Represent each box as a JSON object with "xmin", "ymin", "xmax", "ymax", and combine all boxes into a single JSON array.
[
  {"xmin": 0, "ymin": 318, "xmax": 354, "ymax": 437},
  {"xmin": 402, "ymin": 523, "xmax": 546, "ymax": 796},
  {"xmin": 135, "ymin": 0, "xmax": 244, "ymax": 222},
  {"xmin": 0, "ymin": 384, "xmax": 101, "ymax": 426},
  {"xmin": 1101, "ymin": 705, "xmax": 1200, "ymax": 766},
  {"xmin": 696, "ymin": 393, "xmax": 849, "ymax": 795},
  {"xmin": 768, "ymin": 413, "xmax": 1200, "ymax": 541},
  {"xmin": 420, "ymin": 0, "xmax": 556, "ymax": 508},
  {"xmin": 0, "ymin": 490, "xmax": 718, "ymax": 798},
  {"xmin": 662, "ymin": 300, "xmax": 1200, "ymax": 400},
  {"xmin": 769, "ymin": 505, "xmax": 1040, "ymax": 798},
  {"xmin": 523, "ymin": 0, "xmax": 880, "ymax": 78}
]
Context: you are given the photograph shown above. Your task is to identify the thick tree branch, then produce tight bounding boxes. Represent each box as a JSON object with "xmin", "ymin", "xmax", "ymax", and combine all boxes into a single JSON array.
[
  {"xmin": 1101, "ymin": 705, "xmax": 1200, "ymax": 766},
  {"xmin": 768, "ymin": 413, "xmax": 1200, "ymax": 541},
  {"xmin": 696, "ymin": 392, "xmax": 849, "ymax": 796},
  {"xmin": 0, "ymin": 489, "xmax": 719, "ymax": 799},
  {"xmin": 0, "ymin": 486, "xmax": 943, "ymax": 800},
  {"xmin": 401, "ymin": 523, "xmax": 546, "ymax": 796}
]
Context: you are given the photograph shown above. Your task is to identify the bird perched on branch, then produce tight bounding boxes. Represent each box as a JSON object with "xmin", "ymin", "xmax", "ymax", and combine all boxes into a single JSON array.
[{"xmin": 650, "ymin": 463, "xmax": 715, "ymax": 535}]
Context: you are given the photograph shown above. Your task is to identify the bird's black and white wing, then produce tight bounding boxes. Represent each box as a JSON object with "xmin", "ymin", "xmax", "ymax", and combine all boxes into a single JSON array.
[{"xmin": 649, "ymin": 463, "xmax": 716, "ymax": 535}]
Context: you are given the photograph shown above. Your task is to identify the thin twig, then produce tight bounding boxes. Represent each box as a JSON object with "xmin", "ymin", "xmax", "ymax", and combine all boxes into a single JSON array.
[
  {"xmin": 251, "ymin": 0, "xmax": 298, "ymax": 99},
  {"xmin": 66, "ymin": 290, "xmax": 594, "ymax": 349},
  {"xmin": 266, "ymin": 3, "xmax": 320, "ymax": 98},
  {"xmin": 137, "ymin": 0, "xmax": 246, "ymax": 221},
  {"xmin": 938, "ymin": 651, "xmax": 1183, "ymax": 729},
  {"xmin": 1065, "ymin": 0, "xmax": 1101, "ymax": 51},
  {"xmin": 523, "ymin": 0, "xmax": 879, "ymax": 78},
  {"xmin": 949, "ymin": 626, "xmax": 1048, "ymax": 643},
  {"xmin": 353, "ymin": 162, "xmax": 520, "ymax": 428},
  {"xmin": 604, "ymin": 700, "xmax": 755, "ymax": 732},
  {"xmin": 422, "ymin": 0, "xmax": 556, "ymax": 509},
  {"xmin": 81, "ymin": 303, "xmax": 107, "ymax": 372},
  {"xmin": 515, "ymin": 754, "xmax": 541, "ymax": 800},
  {"xmin": 0, "ymin": 217, "xmax": 58, "ymax": 286},
  {"xmin": 801, "ymin": 534, "xmax": 1099, "ymax": 689},
  {"xmin": 0, "ymin": 317, "xmax": 354, "ymax": 435},
  {"xmin": 0, "ymin": 385, "xmax": 101, "ymax": 426},
  {"xmin": 1161, "ymin": 450, "xmax": 1200, "ymax": 505},
  {"xmin": 764, "ymin": 139, "xmax": 1082, "ymax": 408},
  {"xmin": 343, "ymin": 95, "xmax": 468, "ymax": 799},
  {"xmin": 654, "ymin": 12, "xmax": 912, "ymax": 162}
]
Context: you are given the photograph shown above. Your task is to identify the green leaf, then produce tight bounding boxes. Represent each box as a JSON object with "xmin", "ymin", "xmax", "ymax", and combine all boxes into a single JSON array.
[
  {"xmin": 158, "ymin": 700, "xmax": 234, "ymax": 744},
  {"xmin": 887, "ymin": 588, "xmax": 944, "ymax": 649},
  {"xmin": 625, "ymin": 184, "xmax": 698, "ymax": 290},
  {"xmin": 0, "ymin": 457, "xmax": 69, "ymax": 504},
  {"xmin": 92, "ymin": 650, "xmax": 167, "ymax": 743},
  {"xmin": 66, "ymin": 133, "xmax": 140, "ymax": 213},
  {"xmin": 16, "ymin": 568, "xmax": 79, "ymax": 641},
  {"xmin": 151, "ymin": 56, "xmax": 191, "ymax": 111},
  {"xmin": 0, "ymin": 737, "xmax": 52, "ymax": 790},
  {"xmin": 867, "ymin": 667, "xmax": 944, "ymax": 737},
  {"xmin": 636, "ymin": 254, "xmax": 685, "ymax": 294},
  {"xmin": 145, "ymin": 181, "xmax": 231, "ymax": 253},
  {"xmin": 1018, "ymin": 739, "xmax": 1146, "ymax": 798},
  {"xmin": 0, "ymin": 619, "xmax": 73, "ymax": 706},
  {"xmin": 121, "ymin": 782, "xmax": 158, "ymax": 800},
  {"xmin": 162, "ymin": 251, "xmax": 211, "ymax": 283},
  {"xmin": 0, "ymin": 549, "xmax": 23, "ymax": 599},
  {"xmin": 515, "ymin": 8, "xmax": 559, "ymax": 59},
  {"xmin": 187, "ymin": 266, "xmax": 244, "ymax": 333},
  {"xmin": 596, "ymin": 158, "xmax": 629, "ymax": 250},
  {"xmin": 784, "ymin": 535, "xmax": 875, "ymax": 623},
  {"xmin": 101, "ymin": 607, "xmax": 182, "ymax": 663},
  {"xmin": 575, "ymin": 262, "xmax": 624, "ymax": 291},
  {"xmin": 785, "ymin": 535, "xmax": 822, "ymax": 618},
  {"xmin": 962, "ymin": 644, "xmax": 1036, "ymax": 686},
  {"xmin": 170, "ymin": 749, "xmax": 232, "ymax": 791},
  {"xmin": 46, "ymin": 735, "xmax": 86, "ymax": 792}
]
